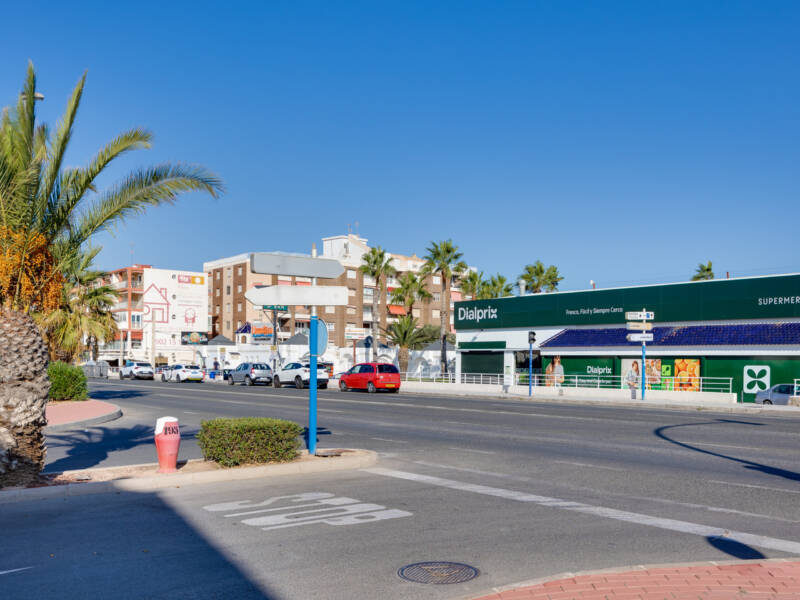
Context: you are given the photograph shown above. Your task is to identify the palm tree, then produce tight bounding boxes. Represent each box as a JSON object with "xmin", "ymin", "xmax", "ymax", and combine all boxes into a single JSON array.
[
  {"xmin": 422, "ymin": 240, "xmax": 463, "ymax": 374},
  {"xmin": 692, "ymin": 261, "xmax": 714, "ymax": 281},
  {"xmin": 482, "ymin": 273, "xmax": 513, "ymax": 298},
  {"xmin": 359, "ymin": 246, "xmax": 395, "ymax": 361},
  {"xmin": 390, "ymin": 271, "xmax": 432, "ymax": 319},
  {"xmin": 519, "ymin": 261, "xmax": 564, "ymax": 293},
  {"xmin": 0, "ymin": 63, "xmax": 222, "ymax": 486},
  {"xmin": 37, "ymin": 250, "xmax": 119, "ymax": 363},
  {"xmin": 383, "ymin": 315, "xmax": 439, "ymax": 373},
  {"xmin": 460, "ymin": 270, "xmax": 485, "ymax": 300}
]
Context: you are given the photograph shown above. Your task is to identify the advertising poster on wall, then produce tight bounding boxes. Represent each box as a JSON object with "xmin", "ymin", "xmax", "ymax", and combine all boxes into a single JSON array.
[
  {"xmin": 674, "ymin": 358, "xmax": 701, "ymax": 391},
  {"xmin": 621, "ymin": 358, "xmax": 662, "ymax": 389},
  {"xmin": 142, "ymin": 269, "xmax": 208, "ymax": 335},
  {"xmin": 251, "ymin": 321, "xmax": 274, "ymax": 344}
]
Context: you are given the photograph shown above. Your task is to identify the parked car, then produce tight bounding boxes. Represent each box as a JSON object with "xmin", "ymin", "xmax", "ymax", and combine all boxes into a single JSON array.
[
  {"xmin": 166, "ymin": 364, "xmax": 204, "ymax": 383},
  {"xmin": 119, "ymin": 360, "xmax": 154, "ymax": 380},
  {"xmin": 229, "ymin": 362, "xmax": 273, "ymax": 386},
  {"xmin": 339, "ymin": 362, "xmax": 401, "ymax": 393},
  {"xmin": 755, "ymin": 383, "xmax": 796, "ymax": 405},
  {"xmin": 274, "ymin": 362, "xmax": 329, "ymax": 389}
]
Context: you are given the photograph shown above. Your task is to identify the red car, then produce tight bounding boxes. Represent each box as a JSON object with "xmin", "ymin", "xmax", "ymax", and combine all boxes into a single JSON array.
[{"xmin": 339, "ymin": 362, "xmax": 401, "ymax": 393}]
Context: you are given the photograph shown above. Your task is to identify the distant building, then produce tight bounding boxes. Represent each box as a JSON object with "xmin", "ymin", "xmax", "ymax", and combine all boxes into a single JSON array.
[
  {"xmin": 202, "ymin": 233, "xmax": 467, "ymax": 349},
  {"xmin": 97, "ymin": 265, "xmax": 209, "ymax": 365}
]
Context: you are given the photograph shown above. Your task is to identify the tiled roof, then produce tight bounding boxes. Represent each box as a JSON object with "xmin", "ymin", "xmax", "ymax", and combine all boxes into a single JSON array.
[{"xmin": 541, "ymin": 323, "xmax": 800, "ymax": 348}]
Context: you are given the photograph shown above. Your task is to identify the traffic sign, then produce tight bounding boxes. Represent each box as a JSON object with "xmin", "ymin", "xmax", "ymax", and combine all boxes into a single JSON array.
[
  {"xmin": 627, "ymin": 333, "xmax": 654, "ymax": 342},
  {"xmin": 245, "ymin": 285, "xmax": 348, "ymax": 307},
  {"xmin": 250, "ymin": 252, "xmax": 344, "ymax": 279},
  {"xmin": 262, "ymin": 305, "xmax": 288, "ymax": 311},
  {"xmin": 315, "ymin": 319, "xmax": 329, "ymax": 355},
  {"xmin": 626, "ymin": 322, "xmax": 653, "ymax": 331},
  {"xmin": 625, "ymin": 311, "xmax": 654, "ymax": 321}
]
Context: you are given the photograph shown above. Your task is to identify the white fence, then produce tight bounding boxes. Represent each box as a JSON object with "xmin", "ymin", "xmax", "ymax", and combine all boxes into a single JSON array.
[{"xmin": 400, "ymin": 372, "xmax": 733, "ymax": 394}]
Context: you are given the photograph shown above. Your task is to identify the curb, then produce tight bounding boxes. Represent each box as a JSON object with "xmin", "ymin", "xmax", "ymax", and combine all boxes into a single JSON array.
[
  {"xmin": 0, "ymin": 449, "xmax": 377, "ymax": 504},
  {"xmin": 45, "ymin": 403, "xmax": 123, "ymax": 432},
  {"xmin": 399, "ymin": 389, "xmax": 800, "ymax": 416},
  {"xmin": 459, "ymin": 557, "xmax": 800, "ymax": 600}
]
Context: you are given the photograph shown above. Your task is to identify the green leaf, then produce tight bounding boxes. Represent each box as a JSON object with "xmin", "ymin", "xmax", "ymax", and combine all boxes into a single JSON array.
[
  {"xmin": 755, "ymin": 368, "xmax": 767, "ymax": 379},
  {"xmin": 746, "ymin": 368, "xmax": 757, "ymax": 378}
]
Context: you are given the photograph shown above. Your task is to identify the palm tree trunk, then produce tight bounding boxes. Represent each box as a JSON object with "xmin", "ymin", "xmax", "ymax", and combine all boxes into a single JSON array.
[
  {"xmin": 0, "ymin": 309, "xmax": 50, "ymax": 488},
  {"xmin": 441, "ymin": 276, "xmax": 448, "ymax": 374},
  {"xmin": 371, "ymin": 281, "xmax": 379, "ymax": 362},
  {"xmin": 399, "ymin": 346, "xmax": 409, "ymax": 373}
]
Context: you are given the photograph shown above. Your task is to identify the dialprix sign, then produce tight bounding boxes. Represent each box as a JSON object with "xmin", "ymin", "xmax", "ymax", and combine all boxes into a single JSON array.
[{"xmin": 455, "ymin": 273, "xmax": 800, "ymax": 330}]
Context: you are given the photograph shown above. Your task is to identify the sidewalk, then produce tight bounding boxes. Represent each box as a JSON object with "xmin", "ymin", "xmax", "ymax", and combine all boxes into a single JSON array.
[
  {"xmin": 46, "ymin": 399, "xmax": 122, "ymax": 431},
  {"xmin": 470, "ymin": 559, "xmax": 800, "ymax": 599}
]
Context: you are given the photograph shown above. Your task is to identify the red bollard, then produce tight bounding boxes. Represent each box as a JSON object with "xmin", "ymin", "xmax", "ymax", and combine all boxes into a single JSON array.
[{"xmin": 155, "ymin": 416, "xmax": 181, "ymax": 473}]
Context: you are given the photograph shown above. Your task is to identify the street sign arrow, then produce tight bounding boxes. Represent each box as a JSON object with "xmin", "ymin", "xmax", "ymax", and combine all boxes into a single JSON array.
[
  {"xmin": 626, "ymin": 322, "xmax": 653, "ymax": 331},
  {"xmin": 245, "ymin": 285, "xmax": 348, "ymax": 307},
  {"xmin": 250, "ymin": 252, "xmax": 344, "ymax": 279},
  {"xmin": 625, "ymin": 311, "xmax": 654, "ymax": 320},
  {"xmin": 627, "ymin": 333, "xmax": 654, "ymax": 342}
]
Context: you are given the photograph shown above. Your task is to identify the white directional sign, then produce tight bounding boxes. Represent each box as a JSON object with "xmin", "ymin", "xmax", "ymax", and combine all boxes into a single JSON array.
[
  {"xmin": 626, "ymin": 322, "xmax": 653, "ymax": 331},
  {"xmin": 627, "ymin": 333, "xmax": 654, "ymax": 342},
  {"xmin": 244, "ymin": 285, "xmax": 348, "ymax": 307},
  {"xmin": 250, "ymin": 252, "xmax": 344, "ymax": 279},
  {"xmin": 625, "ymin": 311, "xmax": 654, "ymax": 321}
]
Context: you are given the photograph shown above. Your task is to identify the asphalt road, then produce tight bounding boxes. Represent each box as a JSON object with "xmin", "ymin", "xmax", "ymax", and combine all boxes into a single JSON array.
[{"xmin": 4, "ymin": 379, "xmax": 800, "ymax": 599}]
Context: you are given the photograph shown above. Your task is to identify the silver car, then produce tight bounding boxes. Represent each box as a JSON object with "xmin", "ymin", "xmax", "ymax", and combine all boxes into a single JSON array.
[
  {"xmin": 229, "ymin": 362, "xmax": 273, "ymax": 386},
  {"xmin": 755, "ymin": 383, "xmax": 796, "ymax": 405}
]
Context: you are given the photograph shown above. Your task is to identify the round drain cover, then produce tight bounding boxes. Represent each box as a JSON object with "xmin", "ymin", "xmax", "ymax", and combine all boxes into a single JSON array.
[{"xmin": 398, "ymin": 561, "xmax": 479, "ymax": 584}]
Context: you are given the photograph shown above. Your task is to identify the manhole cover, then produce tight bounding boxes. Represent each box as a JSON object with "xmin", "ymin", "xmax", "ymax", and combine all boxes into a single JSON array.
[{"xmin": 397, "ymin": 561, "xmax": 479, "ymax": 584}]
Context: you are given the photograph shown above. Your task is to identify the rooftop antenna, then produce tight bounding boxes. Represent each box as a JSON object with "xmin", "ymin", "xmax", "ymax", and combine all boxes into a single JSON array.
[{"xmin": 354, "ymin": 221, "xmax": 359, "ymax": 236}]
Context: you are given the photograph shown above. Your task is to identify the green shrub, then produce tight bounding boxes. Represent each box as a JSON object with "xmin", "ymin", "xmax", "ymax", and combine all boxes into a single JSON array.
[
  {"xmin": 48, "ymin": 361, "xmax": 89, "ymax": 401},
  {"xmin": 197, "ymin": 417, "xmax": 303, "ymax": 467}
]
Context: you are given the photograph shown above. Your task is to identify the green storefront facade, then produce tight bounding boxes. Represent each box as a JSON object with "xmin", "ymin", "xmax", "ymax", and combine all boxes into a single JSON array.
[{"xmin": 454, "ymin": 273, "xmax": 800, "ymax": 402}]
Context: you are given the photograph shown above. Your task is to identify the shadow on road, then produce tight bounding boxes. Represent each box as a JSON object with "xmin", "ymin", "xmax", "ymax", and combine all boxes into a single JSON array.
[
  {"xmin": 44, "ymin": 424, "xmax": 198, "ymax": 473},
  {"xmin": 1, "ymin": 488, "xmax": 280, "ymax": 599},
  {"xmin": 654, "ymin": 419, "xmax": 800, "ymax": 483},
  {"xmin": 707, "ymin": 535, "xmax": 766, "ymax": 560},
  {"xmin": 302, "ymin": 426, "xmax": 331, "ymax": 450},
  {"xmin": 90, "ymin": 389, "xmax": 147, "ymax": 400}
]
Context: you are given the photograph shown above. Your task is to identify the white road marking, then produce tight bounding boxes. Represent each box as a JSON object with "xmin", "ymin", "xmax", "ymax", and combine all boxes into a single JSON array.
[
  {"xmin": 364, "ymin": 467, "xmax": 800, "ymax": 554},
  {"xmin": 412, "ymin": 461, "xmax": 800, "ymax": 524},
  {"xmin": 709, "ymin": 480, "xmax": 800, "ymax": 495},
  {"xmin": 319, "ymin": 408, "xmax": 345, "ymax": 413},
  {"xmin": 203, "ymin": 492, "xmax": 411, "ymax": 531},
  {"xmin": 690, "ymin": 442, "xmax": 759, "ymax": 450},
  {"xmin": 0, "ymin": 567, "xmax": 33, "ymax": 576},
  {"xmin": 370, "ymin": 437, "xmax": 408, "ymax": 443},
  {"xmin": 183, "ymin": 411, "xmax": 201, "ymax": 415},
  {"xmin": 449, "ymin": 447, "xmax": 495, "ymax": 455},
  {"xmin": 553, "ymin": 460, "xmax": 625, "ymax": 472}
]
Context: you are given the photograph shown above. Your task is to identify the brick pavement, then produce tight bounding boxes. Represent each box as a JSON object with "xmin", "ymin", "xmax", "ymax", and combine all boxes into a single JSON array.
[{"xmin": 471, "ymin": 559, "xmax": 800, "ymax": 599}]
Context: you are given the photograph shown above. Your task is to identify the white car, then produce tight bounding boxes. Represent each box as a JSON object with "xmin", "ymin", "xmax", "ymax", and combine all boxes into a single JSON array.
[
  {"xmin": 166, "ymin": 364, "xmax": 205, "ymax": 383},
  {"xmin": 273, "ymin": 362, "xmax": 329, "ymax": 389},
  {"xmin": 119, "ymin": 361, "xmax": 154, "ymax": 380}
]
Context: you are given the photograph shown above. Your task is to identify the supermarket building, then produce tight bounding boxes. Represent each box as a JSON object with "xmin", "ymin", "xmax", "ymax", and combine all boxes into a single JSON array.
[{"xmin": 453, "ymin": 273, "xmax": 800, "ymax": 402}]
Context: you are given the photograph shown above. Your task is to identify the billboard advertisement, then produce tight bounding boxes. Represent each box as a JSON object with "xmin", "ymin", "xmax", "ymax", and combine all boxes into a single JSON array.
[
  {"xmin": 251, "ymin": 321, "xmax": 274, "ymax": 344},
  {"xmin": 181, "ymin": 331, "xmax": 209, "ymax": 345},
  {"xmin": 142, "ymin": 269, "xmax": 208, "ymax": 334}
]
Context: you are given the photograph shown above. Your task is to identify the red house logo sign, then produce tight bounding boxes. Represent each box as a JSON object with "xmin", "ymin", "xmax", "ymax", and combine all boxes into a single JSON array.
[{"xmin": 143, "ymin": 284, "xmax": 170, "ymax": 324}]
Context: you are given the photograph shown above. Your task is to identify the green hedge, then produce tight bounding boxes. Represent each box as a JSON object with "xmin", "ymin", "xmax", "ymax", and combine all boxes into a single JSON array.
[
  {"xmin": 48, "ymin": 361, "xmax": 89, "ymax": 401},
  {"xmin": 197, "ymin": 417, "xmax": 303, "ymax": 467}
]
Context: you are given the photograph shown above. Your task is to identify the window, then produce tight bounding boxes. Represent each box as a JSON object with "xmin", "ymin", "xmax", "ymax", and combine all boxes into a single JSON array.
[
  {"xmin": 237, "ymin": 266, "xmax": 242, "ymax": 276},
  {"xmin": 432, "ymin": 275, "xmax": 441, "ymax": 285},
  {"xmin": 237, "ymin": 284, "xmax": 242, "ymax": 293},
  {"xmin": 347, "ymin": 269, "xmax": 356, "ymax": 279},
  {"xmin": 237, "ymin": 303, "xmax": 242, "ymax": 312},
  {"xmin": 348, "ymin": 288, "xmax": 356, "ymax": 296},
  {"xmin": 131, "ymin": 314, "xmax": 142, "ymax": 327},
  {"xmin": 225, "ymin": 321, "xmax": 230, "ymax": 329},
  {"xmin": 326, "ymin": 306, "xmax": 335, "ymax": 314},
  {"xmin": 215, "ymin": 288, "xmax": 220, "ymax": 297},
  {"xmin": 215, "ymin": 305, "xmax": 220, "ymax": 314},
  {"xmin": 432, "ymin": 309, "xmax": 440, "ymax": 320},
  {"xmin": 360, "ymin": 364, "xmax": 375, "ymax": 373},
  {"xmin": 433, "ymin": 292, "xmax": 441, "ymax": 302},
  {"xmin": 412, "ymin": 308, "xmax": 420, "ymax": 318},
  {"xmin": 347, "ymin": 307, "xmax": 356, "ymax": 315},
  {"xmin": 215, "ymin": 271, "xmax": 220, "ymax": 280},
  {"xmin": 378, "ymin": 364, "xmax": 399, "ymax": 374},
  {"xmin": 226, "ymin": 285, "xmax": 231, "ymax": 295},
  {"xmin": 225, "ymin": 303, "xmax": 231, "ymax": 313},
  {"xmin": 237, "ymin": 321, "xmax": 242, "ymax": 329}
]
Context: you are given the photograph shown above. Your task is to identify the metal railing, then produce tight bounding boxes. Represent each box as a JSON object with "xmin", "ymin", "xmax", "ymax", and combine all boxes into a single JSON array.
[{"xmin": 399, "ymin": 372, "xmax": 733, "ymax": 393}]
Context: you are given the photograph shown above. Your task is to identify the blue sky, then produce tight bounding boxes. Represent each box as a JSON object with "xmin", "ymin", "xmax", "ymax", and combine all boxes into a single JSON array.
[{"xmin": 1, "ymin": 1, "xmax": 798, "ymax": 290}]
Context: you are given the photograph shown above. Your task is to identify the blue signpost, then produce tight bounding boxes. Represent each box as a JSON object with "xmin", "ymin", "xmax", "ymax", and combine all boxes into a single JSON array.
[
  {"xmin": 528, "ymin": 330, "xmax": 536, "ymax": 397},
  {"xmin": 309, "ymin": 315, "xmax": 318, "ymax": 455},
  {"xmin": 626, "ymin": 309, "xmax": 654, "ymax": 401}
]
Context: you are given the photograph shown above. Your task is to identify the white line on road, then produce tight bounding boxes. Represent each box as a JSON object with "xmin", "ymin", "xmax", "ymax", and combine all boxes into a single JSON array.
[
  {"xmin": 553, "ymin": 460, "xmax": 625, "ymax": 472},
  {"xmin": 319, "ymin": 408, "xmax": 345, "ymax": 413},
  {"xmin": 183, "ymin": 411, "xmax": 201, "ymax": 415},
  {"xmin": 364, "ymin": 467, "xmax": 800, "ymax": 555},
  {"xmin": 690, "ymin": 442, "xmax": 759, "ymax": 450},
  {"xmin": 709, "ymin": 480, "xmax": 800, "ymax": 495},
  {"xmin": 0, "ymin": 567, "xmax": 33, "ymax": 576},
  {"xmin": 449, "ymin": 447, "xmax": 495, "ymax": 455},
  {"xmin": 370, "ymin": 437, "xmax": 408, "ymax": 443}
]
